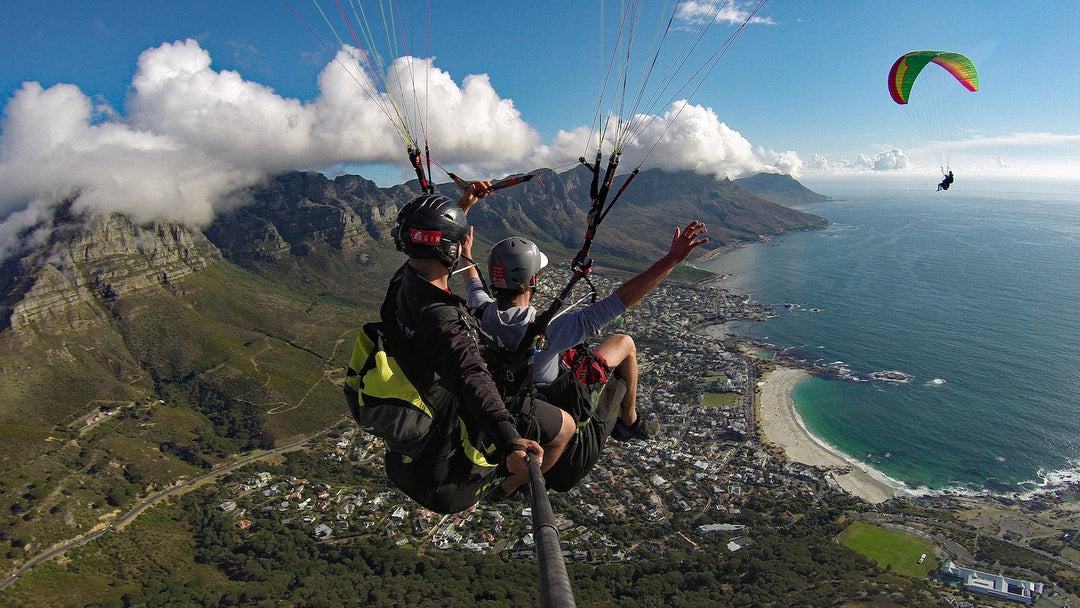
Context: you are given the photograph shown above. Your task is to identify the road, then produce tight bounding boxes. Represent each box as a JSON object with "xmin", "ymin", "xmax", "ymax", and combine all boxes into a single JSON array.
[{"xmin": 1, "ymin": 429, "xmax": 330, "ymax": 591}]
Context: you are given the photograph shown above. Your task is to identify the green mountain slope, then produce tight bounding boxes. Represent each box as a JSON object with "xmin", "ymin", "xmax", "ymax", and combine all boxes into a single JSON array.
[{"xmin": 0, "ymin": 254, "xmax": 373, "ymax": 565}]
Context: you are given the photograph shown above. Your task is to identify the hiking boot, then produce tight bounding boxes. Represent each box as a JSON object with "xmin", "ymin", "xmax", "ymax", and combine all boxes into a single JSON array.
[{"xmin": 611, "ymin": 416, "xmax": 660, "ymax": 440}]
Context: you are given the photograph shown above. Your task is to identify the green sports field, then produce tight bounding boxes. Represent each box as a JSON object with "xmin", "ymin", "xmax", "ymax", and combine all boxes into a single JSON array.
[
  {"xmin": 701, "ymin": 392, "xmax": 737, "ymax": 408},
  {"xmin": 838, "ymin": 521, "xmax": 938, "ymax": 578}
]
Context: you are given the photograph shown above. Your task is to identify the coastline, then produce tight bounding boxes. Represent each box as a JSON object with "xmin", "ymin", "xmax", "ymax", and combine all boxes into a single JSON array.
[{"xmin": 757, "ymin": 366, "xmax": 901, "ymax": 504}]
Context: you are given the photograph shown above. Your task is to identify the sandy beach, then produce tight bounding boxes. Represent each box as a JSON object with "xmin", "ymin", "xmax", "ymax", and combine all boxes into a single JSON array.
[{"xmin": 758, "ymin": 367, "xmax": 899, "ymax": 504}]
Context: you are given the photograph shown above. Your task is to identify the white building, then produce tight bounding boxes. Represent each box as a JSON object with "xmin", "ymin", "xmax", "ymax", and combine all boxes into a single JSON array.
[{"xmin": 941, "ymin": 561, "xmax": 1043, "ymax": 605}]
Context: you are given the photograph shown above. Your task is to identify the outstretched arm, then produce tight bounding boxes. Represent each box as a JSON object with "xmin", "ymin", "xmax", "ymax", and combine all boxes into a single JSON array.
[{"xmin": 613, "ymin": 221, "xmax": 708, "ymax": 309}]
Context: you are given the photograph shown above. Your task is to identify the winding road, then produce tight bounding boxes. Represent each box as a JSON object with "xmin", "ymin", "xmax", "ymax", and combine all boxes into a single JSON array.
[{"xmin": 2, "ymin": 428, "xmax": 333, "ymax": 591}]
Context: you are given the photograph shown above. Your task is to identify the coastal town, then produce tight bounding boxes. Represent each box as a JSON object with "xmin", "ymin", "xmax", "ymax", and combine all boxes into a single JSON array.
[
  {"xmin": 205, "ymin": 267, "xmax": 1080, "ymax": 607},
  {"xmin": 212, "ymin": 269, "xmax": 827, "ymax": 554}
]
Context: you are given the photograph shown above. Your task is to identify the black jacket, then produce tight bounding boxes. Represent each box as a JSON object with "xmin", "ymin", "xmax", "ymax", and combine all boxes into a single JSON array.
[{"xmin": 381, "ymin": 263, "xmax": 522, "ymax": 460}]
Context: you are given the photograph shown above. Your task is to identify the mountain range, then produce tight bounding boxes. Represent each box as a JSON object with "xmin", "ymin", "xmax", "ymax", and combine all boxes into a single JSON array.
[{"xmin": 0, "ymin": 167, "xmax": 827, "ymax": 578}]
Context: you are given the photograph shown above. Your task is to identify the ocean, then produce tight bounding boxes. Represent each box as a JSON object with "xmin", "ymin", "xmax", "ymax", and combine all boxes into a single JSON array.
[{"xmin": 699, "ymin": 175, "xmax": 1080, "ymax": 498}]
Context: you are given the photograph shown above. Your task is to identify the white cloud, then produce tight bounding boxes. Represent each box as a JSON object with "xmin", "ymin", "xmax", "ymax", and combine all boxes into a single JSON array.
[
  {"xmin": 764, "ymin": 149, "xmax": 804, "ymax": 177},
  {"xmin": 0, "ymin": 80, "xmax": 260, "ymax": 252},
  {"xmin": 802, "ymin": 148, "xmax": 911, "ymax": 175},
  {"xmin": 533, "ymin": 101, "xmax": 778, "ymax": 180},
  {"xmin": 400, "ymin": 62, "xmax": 540, "ymax": 165},
  {"xmin": 129, "ymin": 39, "xmax": 324, "ymax": 171},
  {"xmin": 308, "ymin": 51, "xmax": 540, "ymax": 167},
  {"xmin": 862, "ymin": 148, "xmax": 910, "ymax": 171},
  {"xmin": 0, "ymin": 40, "xmax": 544, "ymax": 261},
  {"xmin": 676, "ymin": 1, "xmax": 777, "ymax": 26},
  {"xmin": 805, "ymin": 154, "xmax": 833, "ymax": 172},
  {"xmin": 628, "ymin": 102, "xmax": 767, "ymax": 178},
  {"xmin": 806, "ymin": 130, "xmax": 1080, "ymax": 177}
]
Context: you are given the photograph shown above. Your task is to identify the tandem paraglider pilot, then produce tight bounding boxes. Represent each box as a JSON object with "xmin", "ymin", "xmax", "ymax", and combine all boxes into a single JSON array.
[
  {"xmin": 344, "ymin": 184, "xmax": 577, "ymax": 514},
  {"xmin": 460, "ymin": 220, "xmax": 708, "ymax": 491}
]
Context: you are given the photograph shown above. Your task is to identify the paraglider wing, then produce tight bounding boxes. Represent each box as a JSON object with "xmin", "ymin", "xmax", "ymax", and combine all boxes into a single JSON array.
[{"xmin": 888, "ymin": 51, "xmax": 979, "ymax": 105}]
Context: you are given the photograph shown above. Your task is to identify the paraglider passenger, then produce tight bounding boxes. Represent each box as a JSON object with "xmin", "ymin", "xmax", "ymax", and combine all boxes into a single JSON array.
[
  {"xmin": 937, "ymin": 170, "xmax": 954, "ymax": 191},
  {"xmin": 461, "ymin": 221, "xmax": 708, "ymax": 491},
  {"xmin": 376, "ymin": 184, "xmax": 575, "ymax": 513}
]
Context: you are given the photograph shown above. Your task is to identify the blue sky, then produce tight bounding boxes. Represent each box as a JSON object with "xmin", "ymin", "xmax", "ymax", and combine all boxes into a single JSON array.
[{"xmin": 1, "ymin": 1, "xmax": 1078, "ymax": 257}]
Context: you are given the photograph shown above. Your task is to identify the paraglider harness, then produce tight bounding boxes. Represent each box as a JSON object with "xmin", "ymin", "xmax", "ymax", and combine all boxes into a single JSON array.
[
  {"xmin": 345, "ymin": 266, "xmax": 519, "ymax": 513},
  {"xmin": 466, "ymin": 151, "xmax": 635, "ymax": 433}
]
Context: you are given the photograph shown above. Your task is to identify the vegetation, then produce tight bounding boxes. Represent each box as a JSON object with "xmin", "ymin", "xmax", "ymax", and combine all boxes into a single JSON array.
[
  {"xmin": 838, "ymin": 521, "xmax": 937, "ymax": 578},
  {"xmin": 0, "ymin": 255, "xmax": 363, "ymax": 575},
  {"xmin": 3, "ymin": 479, "xmax": 942, "ymax": 608},
  {"xmin": 701, "ymin": 392, "xmax": 737, "ymax": 408}
]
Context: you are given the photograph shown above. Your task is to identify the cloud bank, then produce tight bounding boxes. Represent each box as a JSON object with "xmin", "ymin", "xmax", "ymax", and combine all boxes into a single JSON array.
[
  {"xmin": 805, "ymin": 148, "xmax": 911, "ymax": 174},
  {"xmin": 805, "ymin": 131, "xmax": 1080, "ymax": 178},
  {"xmin": 530, "ymin": 101, "xmax": 781, "ymax": 181},
  {"xmin": 0, "ymin": 39, "xmax": 782, "ymax": 262}
]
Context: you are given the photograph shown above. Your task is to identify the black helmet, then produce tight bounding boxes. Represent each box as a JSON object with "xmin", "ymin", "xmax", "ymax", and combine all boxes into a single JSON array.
[
  {"xmin": 392, "ymin": 194, "xmax": 468, "ymax": 266},
  {"xmin": 489, "ymin": 237, "xmax": 548, "ymax": 291}
]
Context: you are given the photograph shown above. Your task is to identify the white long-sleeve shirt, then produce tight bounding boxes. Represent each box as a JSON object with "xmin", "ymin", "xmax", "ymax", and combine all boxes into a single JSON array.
[{"xmin": 464, "ymin": 277, "xmax": 625, "ymax": 384}]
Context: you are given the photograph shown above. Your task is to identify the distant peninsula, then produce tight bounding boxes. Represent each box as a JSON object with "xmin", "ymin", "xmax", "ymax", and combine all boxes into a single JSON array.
[{"xmin": 733, "ymin": 172, "xmax": 832, "ymax": 207}]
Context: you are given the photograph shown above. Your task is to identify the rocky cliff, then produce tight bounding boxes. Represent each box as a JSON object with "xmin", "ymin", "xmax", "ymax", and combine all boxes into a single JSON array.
[
  {"xmin": 204, "ymin": 172, "xmax": 394, "ymax": 262},
  {"xmin": 2, "ymin": 169, "xmax": 830, "ymax": 333},
  {"xmin": 3, "ymin": 210, "xmax": 221, "ymax": 332}
]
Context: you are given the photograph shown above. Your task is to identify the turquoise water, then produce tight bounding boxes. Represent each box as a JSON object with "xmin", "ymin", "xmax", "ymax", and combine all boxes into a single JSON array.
[{"xmin": 701, "ymin": 176, "xmax": 1080, "ymax": 497}]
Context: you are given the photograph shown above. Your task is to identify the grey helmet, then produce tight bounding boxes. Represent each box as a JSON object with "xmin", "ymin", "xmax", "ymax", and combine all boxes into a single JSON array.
[
  {"xmin": 488, "ymin": 237, "xmax": 549, "ymax": 291},
  {"xmin": 392, "ymin": 194, "xmax": 468, "ymax": 266}
]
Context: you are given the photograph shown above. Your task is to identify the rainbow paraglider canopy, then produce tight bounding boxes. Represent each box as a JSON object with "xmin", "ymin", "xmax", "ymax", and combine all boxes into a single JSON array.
[{"xmin": 888, "ymin": 51, "xmax": 979, "ymax": 105}]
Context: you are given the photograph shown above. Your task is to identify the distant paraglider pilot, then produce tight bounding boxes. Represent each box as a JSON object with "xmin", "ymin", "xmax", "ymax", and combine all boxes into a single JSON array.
[{"xmin": 937, "ymin": 170, "xmax": 954, "ymax": 191}]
